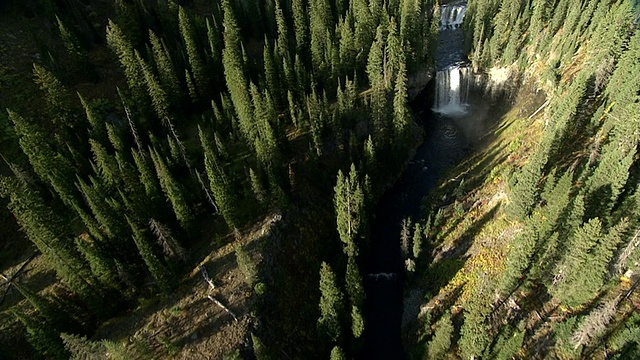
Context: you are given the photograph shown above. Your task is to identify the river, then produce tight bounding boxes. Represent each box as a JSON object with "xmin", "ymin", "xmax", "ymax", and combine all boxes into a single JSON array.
[{"xmin": 360, "ymin": 2, "xmax": 490, "ymax": 358}]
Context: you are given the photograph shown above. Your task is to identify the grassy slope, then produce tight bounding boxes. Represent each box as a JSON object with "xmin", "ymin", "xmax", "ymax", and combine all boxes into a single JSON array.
[
  {"xmin": 402, "ymin": 78, "xmax": 548, "ymax": 357},
  {"xmin": 405, "ymin": 56, "xmax": 640, "ymax": 359}
]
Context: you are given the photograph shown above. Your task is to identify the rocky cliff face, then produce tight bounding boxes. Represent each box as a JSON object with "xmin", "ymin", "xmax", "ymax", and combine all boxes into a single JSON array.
[{"xmin": 408, "ymin": 68, "xmax": 433, "ymax": 101}]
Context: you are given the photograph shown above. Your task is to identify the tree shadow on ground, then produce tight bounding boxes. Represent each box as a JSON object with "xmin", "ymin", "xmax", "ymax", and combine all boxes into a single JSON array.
[{"xmin": 436, "ymin": 203, "xmax": 501, "ymax": 262}]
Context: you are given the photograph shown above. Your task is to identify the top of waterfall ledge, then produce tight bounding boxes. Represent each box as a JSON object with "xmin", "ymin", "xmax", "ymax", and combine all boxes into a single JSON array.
[
  {"xmin": 440, "ymin": 0, "xmax": 467, "ymax": 7},
  {"xmin": 440, "ymin": 2, "xmax": 467, "ymax": 28}
]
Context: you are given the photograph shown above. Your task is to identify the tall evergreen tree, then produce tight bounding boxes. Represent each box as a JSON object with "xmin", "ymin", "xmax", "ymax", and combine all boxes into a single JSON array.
[
  {"xmin": 11, "ymin": 309, "xmax": 68, "ymax": 360},
  {"xmin": 334, "ymin": 164, "xmax": 366, "ymax": 256},
  {"xmin": 33, "ymin": 63, "xmax": 79, "ymax": 130},
  {"xmin": 292, "ymin": 0, "xmax": 309, "ymax": 55},
  {"xmin": 106, "ymin": 20, "xmax": 148, "ymax": 111},
  {"xmin": 222, "ymin": 0, "xmax": 255, "ymax": 143},
  {"xmin": 0, "ymin": 177, "xmax": 99, "ymax": 305},
  {"xmin": 179, "ymin": 7, "xmax": 208, "ymax": 99},
  {"xmin": 127, "ymin": 216, "xmax": 174, "ymax": 293},
  {"xmin": 200, "ymin": 126, "xmax": 241, "ymax": 230},
  {"xmin": 149, "ymin": 148, "xmax": 193, "ymax": 231},
  {"xmin": 309, "ymin": 0, "xmax": 334, "ymax": 73},
  {"xmin": 392, "ymin": 56, "xmax": 411, "ymax": 145},
  {"xmin": 56, "ymin": 16, "xmax": 96, "ymax": 81},
  {"xmin": 346, "ymin": 256, "xmax": 365, "ymax": 338},
  {"xmin": 318, "ymin": 262, "xmax": 345, "ymax": 342},
  {"xmin": 135, "ymin": 51, "xmax": 171, "ymax": 124},
  {"xmin": 149, "ymin": 30, "xmax": 182, "ymax": 104},
  {"xmin": 428, "ymin": 312, "xmax": 454, "ymax": 360},
  {"xmin": 8, "ymin": 110, "xmax": 79, "ymax": 209}
]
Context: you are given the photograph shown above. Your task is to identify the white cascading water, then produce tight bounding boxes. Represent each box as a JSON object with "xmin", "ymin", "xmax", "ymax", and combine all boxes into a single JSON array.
[
  {"xmin": 434, "ymin": 66, "xmax": 471, "ymax": 115},
  {"xmin": 434, "ymin": 2, "xmax": 471, "ymax": 115},
  {"xmin": 440, "ymin": 4, "xmax": 467, "ymax": 29}
]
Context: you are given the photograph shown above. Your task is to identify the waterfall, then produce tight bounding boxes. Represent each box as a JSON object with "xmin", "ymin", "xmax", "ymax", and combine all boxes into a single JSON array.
[
  {"xmin": 440, "ymin": 4, "xmax": 466, "ymax": 29},
  {"xmin": 433, "ymin": 66, "xmax": 471, "ymax": 115}
]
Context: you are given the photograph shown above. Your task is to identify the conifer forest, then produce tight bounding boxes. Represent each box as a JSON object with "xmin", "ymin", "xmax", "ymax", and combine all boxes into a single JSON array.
[{"xmin": 0, "ymin": 0, "xmax": 639, "ymax": 359}]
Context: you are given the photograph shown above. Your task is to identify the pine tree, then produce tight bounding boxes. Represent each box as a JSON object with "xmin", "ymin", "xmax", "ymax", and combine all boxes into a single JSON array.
[
  {"xmin": 127, "ymin": 216, "xmax": 173, "ymax": 292},
  {"xmin": 346, "ymin": 256, "xmax": 365, "ymax": 306},
  {"xmin": 274, "ymin": 0, "xmax": 289, "ymax": 59},
  {"xmin": 206, "ymin": 17, "xmax": 222, "ymax": 70},
  {"xmin": 236, "ymin": 243, "xmax": 258, "ymax": 286},
  {"xmin": 185, "ymin": 68, "xmax": 198, "ymax": 102},
  {"xmin": 149, "ymin": 148, "xmax": 193, "ymax": 231},
  {"xmin": 149, "ymin": 218, "xmax": 186, "ymax": 261},
  {"xmin": 8, "ymin": 110, "xmax": 79, "ymax": 209},
  {"xmin": 490, "ymin": 323, "xmax": 525, "ymax": 360},
  {"xmin": 399, "ymin": 0, "xmax": 418, "ymax": 45},
  {"xmin": 32, "ymin": 63, "xmax": 79, "ymax": 130},
  {"xmin": 77, "ymin": 176, "xmax": 128, "ymax": 241},
  {"xmin": 13, "ymin": 283, "xmax": 83, "ymax": 334},
  {"xmin": 149, "ymin": 30, "xmax": 181, "ymax": 104},
  {"xmin": 250, "ymin": 83, "xmax": 280, "ymax": 166},
  {"xmin": 78, "ymin": 94, "xmax": 106, "ymax": 144},
  {"xmin": 56, "ymin": 16, "xmax": 96, "ymax": 81},
  {"xmin": 334, "ymin": 164, "xmax": 366, "ymax": 256},
  {"xmin": 338, "ymin": 16, "xmax": 356, "ymax": 74},
  {"xmin": 0, "ymin": 177, "xmax": 98, "ymax": 303},
  {"xmin": 307, "ymin": 90, "xmax": 325, "ymax": 156},
  {"xmin": 367, "ymin": 26, "xmax": 390, "ymax": 141},
  {"xmin": 263, "ymin": 40, "xmax": 283, "ymax": 108},
  {"xmin": 330, "ymin": 346, "xmax": 346, "ymax": 360},
  {"xmin": 508, "ymin": 149, "xmax": 547, "ymax": 220},
  {"xmin": 179, "ymin": 6, "xmax": 208, "ymax": 98},
  {"xmin": 386, "ymin": 17, "xmax": 403, "ymax": 87},
  {"xmin": 346, "ymin": 256, "xmax": 365, "ymax": 338},
  {"xmin": 200, "ymin": 126, "xmax": 241, "ymax": 229},
  {"xmin": 366, "ymin": 26, "xmax": 385, "ymax": 89},
  {"xmin": 498, "ymin": 213, "xmax": 542, "ymax": 295},
  {"xmin": 318, "ymin": 262, "xmax": 345, "ymax": 342},
  {"xmin": 75, "ymin": 234, "xmax": 118, "ymax": 289},
  {"xmin": 11, "ymin": 309, "xmax": 68, "ymax": 360},
  {"xmin": 105, "ymin": 20, "xmax": 148, "ymax": 111},
  {"xmin": 132, "ymin": 148, "xmax": 161, "ymax": 199},
  {"xmin": 412, "ymin": 222, "xmax": 423, "ymax": 259},
  {"xmin": 251, "ymin": 333, "xmax": 269, "ymax": 360},
  {"xmin": 113, "ymin": 0, "xmax": 143, "ymax": 46},
  {"xmin": 292, "ymin": 0, "xmax": 309, "ymax": 55},
  {"xmin": 572, "ymin": 295, "xmax": 620, "ymax": 349},
  {"xmin": 393, "ymin": 56, "xmax": 411, "ymax": 146},
  {"xmin": 309, "ymin": 0, "xmax": 333, "ymax": 73},
  {"xmin": 61, "ymin": 333, "xmax": 107, "ymax": 360},
  {"xmin": 428, "ymin": 312, "xmax": 453, "ymax": 360},
  {"xmin": 458, "ymin": 280, "xmax": 493, "ymax": 359},
  {"xmin": 222, "ymin": 0, "xmax": 255, "ymax": 143},
  {"xmin": 352, "ymin": 0, "xmax": 374, "ymax": 65},
  {"xmin": 363, "ymin": 135, "xmax": 376, "ymax": 175},
  {"xmin": 250, "ymin": 168, "xmax": 267, "ymax": 203},
  {"xmin": 135, "ymin": 51, "xmax": 171, "ymax": 124},
  {"xmin": 350, "ymin": 304, "xmax": 365, "ymax": 338},
  {"xmin": 552, "ymin": 219, "xmax": 628, "ymax": 307},
  {"xmin": 89, "ymin": 138, "xmax": 119, "ymax": 187}
]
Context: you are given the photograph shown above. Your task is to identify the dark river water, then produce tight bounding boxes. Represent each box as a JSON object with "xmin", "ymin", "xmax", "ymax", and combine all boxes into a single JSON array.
[{"xmin": 360, "ymin": 2, "xmax": 490, "ymax": 358}]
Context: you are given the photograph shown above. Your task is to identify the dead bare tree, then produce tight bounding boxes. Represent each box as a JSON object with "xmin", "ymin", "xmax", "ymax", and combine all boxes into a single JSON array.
[
  {"xmin": 149, "ymin": 218, "xmax": 186, "ymax": 261},
  {"xmin": 199, "ymin": 265, "xmax": 237, "ymax": 322},
  {"xmin": 0, "ymin": 253, "xmax": 37, "ymax": 307}
]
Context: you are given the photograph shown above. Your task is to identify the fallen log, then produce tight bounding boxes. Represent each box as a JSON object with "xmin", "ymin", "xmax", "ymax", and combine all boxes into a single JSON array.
[{"xmin": 207, "ymin": 295, "xmax": 238, "ymax": 322}]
